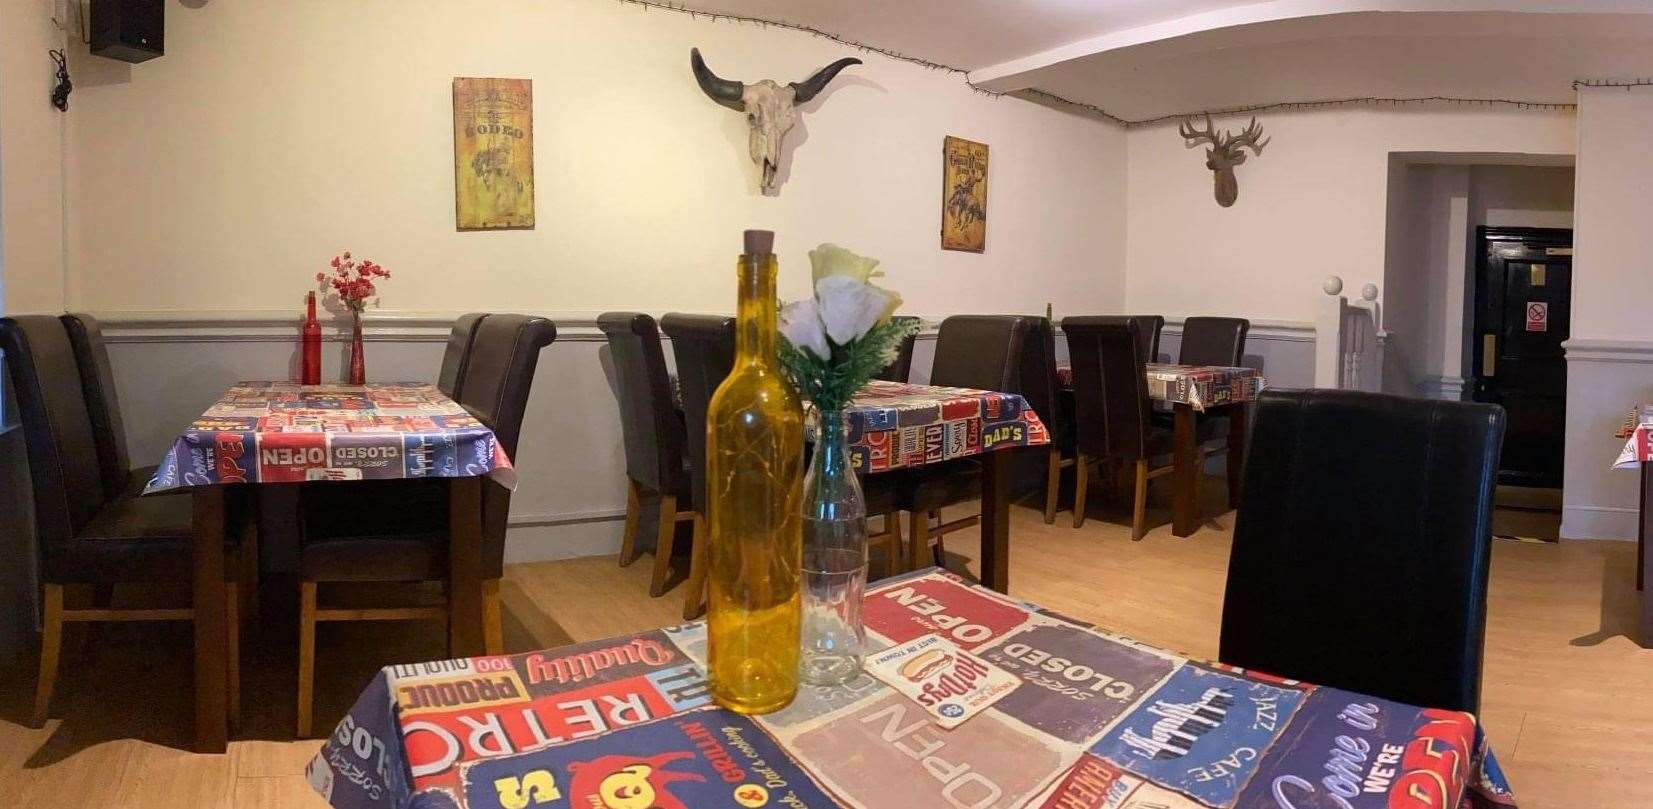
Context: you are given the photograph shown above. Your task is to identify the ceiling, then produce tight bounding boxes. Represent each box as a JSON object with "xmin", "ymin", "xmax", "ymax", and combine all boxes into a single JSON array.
[{"xmin": 671, "ymin": 1, "xmax": 1653, "ymax": 122}]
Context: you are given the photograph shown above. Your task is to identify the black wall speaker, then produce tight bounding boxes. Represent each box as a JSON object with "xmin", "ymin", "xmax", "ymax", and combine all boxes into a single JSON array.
[{"xmin": 90, "ymin": 0, "xmax": 165, "ymax": 64}]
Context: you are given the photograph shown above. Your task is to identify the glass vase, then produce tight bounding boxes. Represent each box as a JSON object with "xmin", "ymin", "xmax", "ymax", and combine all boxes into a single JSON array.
[
  {"xmin": 347, "ymin": 310, "xmax": 366, "ymax": 385},
  {"xmin": 800, "ymin": 409, "xmax": 870, "ymax": 685},
  {"xmin": 705, "ymin": 242, "xmax": 805, "ymax": 715}
]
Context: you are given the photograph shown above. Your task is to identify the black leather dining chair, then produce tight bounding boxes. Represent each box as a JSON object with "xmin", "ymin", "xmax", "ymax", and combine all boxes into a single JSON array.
[
  {"xmin": 436, "ymin": 312, "xmax": 488, "ymax": 398},
  {"xmin": 1178, "ymin": 316, "xmax": 1249, "ymax": 367},
  {"xmin": 3, "ymin": 315, "xmax": 249, "ymax": 729},
  {"xmin": 1126, "ymin": 315, "xmax": 1165, "ymax": 365},
  {"xmin": 658, "ymin": 314, "xmax": 735, "ymax": 619},
  {"xmin": 872, "ymin": 315, "xmax": 921, "ymax": 383},
  {"xmin": 1019, "ymin": 319, "xmax": 1074, "ymax": 526},
  {"xmin": 598, "ymin": 312, "xmax": 696, "ymax": 598},
  {"xmin": 1173, "ymin": 316, "xmax": 1250, "ymax": 506},
  {"xmin": 1062, "ymin": 316, "xmax": 1214, "ymax": 539},
  {"xmin": 61, "ymin": 313, "xmax": 157, "ymax": 496},
  {"xmin": 900, "ymin": 315, "xmax": 1035, "ymax": 567},
  {"xmin": 1219, "ymin": 389, "xmax": 1504, "ymax": 713},
  {"xmin": 294, "ymin": 313, "xmax": 554, "ymax": 736}
]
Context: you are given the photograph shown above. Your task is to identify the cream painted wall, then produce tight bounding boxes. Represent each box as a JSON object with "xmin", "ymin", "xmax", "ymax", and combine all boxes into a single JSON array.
[
  {"xmin": 1562, "ymin": 87, "xmax": 1653, "ymax": 540},
  {"xmin": 62, "ymin": 0, "xmax": 1125, "ymax": 316},
  {"xmin": 1471, "ymin": 165, "xmax": 1574, "ymax": 231},
  {"xmin": 0, "ymin": 0, "xmax": 67, "ymax": 314},
  {"xmin": 1124, "ymin": 107, "xmax": 1575, "ymax": 325}
]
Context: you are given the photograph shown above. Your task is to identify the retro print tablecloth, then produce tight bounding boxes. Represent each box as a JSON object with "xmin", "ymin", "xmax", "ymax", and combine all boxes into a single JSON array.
[
  {"xmin": 827, "ymin": 380, "xmax": 1049, "ymax": 475},
  {"xmin": 308, "ymin": 568, "xmax": 1516, "ymax": 809},
  {"xmin": 144, "ymin": 382, "xmax": 515, "ymax": 493},
  {"xmin": 1613, "ymin": 405, "xmax": 1653, "ymax": 468},
  {"xmin": 1056, "ymin": 364, "xmax": 1266, "ymax": 412}
]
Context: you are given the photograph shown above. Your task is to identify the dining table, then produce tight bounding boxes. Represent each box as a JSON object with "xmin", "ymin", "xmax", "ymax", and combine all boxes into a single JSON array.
[
  {"xmin": 819, "ymin": 379, "xmax": 1050, "ymax": 591},
  {"xmin": 306, "ymin": 566, "xmax": 1518, "ymax": 809},
  {"xmin": 1056, "ymin": 363, "xmax": 1266, "ymax": 537},
  {"xmin": 1613, "ymin": 405, "xmax": 1653, "ymax": 647},
  {"xmin": 146, "ymin": 381, "xmax": 518, "ymax": 752}
]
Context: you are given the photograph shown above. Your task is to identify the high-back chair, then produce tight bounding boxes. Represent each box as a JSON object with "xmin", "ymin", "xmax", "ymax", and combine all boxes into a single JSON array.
[
  {"xmin": 1178, "ymin": 316, "xmax": 1249, "ymax": 367},
  {"xmin": 295, "ymin": 313, "xmax": 554, "ymax": 736},
  {"xmin": 873, "ymin": 315, "xmax": 921, "ymax": 383},
  {"xmin": 1126, "ymin": 315, "xmax": 1165, "ymax": 365},
  {"xmin": 1018, "ymin": 319, "xmax": 1075, "ymax": 526},
  {"xmin": 2, "ymin": 315, "xmax": 247, "ymax": 728},
  {"xmin": 1062, "ymin": 316, "xmax": 1216, "ymax": 539},
  {"xmin": 1174, "ymin": 316, "xmax": 1251, "ymax": 507},
  {"xmin": 658, "ymin": 314, "xmax": 735, "ymax": 618},
  {"xmin": 61, "ymin": 313, "xmax": 157, "ymax": 496},
  {"xmin": 436, "ymin": 312, "xmax": 488, "ymax": 397},
  {"xmin": 598, "ymin": 312, "xmax": 695, "ymax": 598},
  {"xmin": 1220, "ymin": 390, "xmax": 1504, "ymax": 713},
  {"xmin": 900, "ymin": 315, "xmax": 1035, "ymax": 568}
]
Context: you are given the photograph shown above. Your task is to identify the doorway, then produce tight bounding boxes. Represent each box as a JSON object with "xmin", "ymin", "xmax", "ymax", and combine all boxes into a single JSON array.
[{"xmin": 1471, "ymin": 226, "xmax": 1572, "ymax": 489}]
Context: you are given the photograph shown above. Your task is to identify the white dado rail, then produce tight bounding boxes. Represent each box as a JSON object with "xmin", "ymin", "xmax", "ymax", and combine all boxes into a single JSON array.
[{"xmin": 1314, "ymin": 277, "xmax": 1385, "ymax": 391}]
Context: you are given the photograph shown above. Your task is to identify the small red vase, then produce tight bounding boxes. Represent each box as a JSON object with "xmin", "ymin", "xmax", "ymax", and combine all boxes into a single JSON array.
[{"xmin": 348, "ymin": 311, "xmax": 366, "ymax": 385}]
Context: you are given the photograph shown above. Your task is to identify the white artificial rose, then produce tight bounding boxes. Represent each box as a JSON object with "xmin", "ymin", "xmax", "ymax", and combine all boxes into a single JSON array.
[
  {"xmin": 779, "ymin": 298, "xmax": 831, "ymax": 359},
  {"xmin": 815, "ymin": 275, "xmax": 898, "ymax": 345},
  {"xmin": 809, "ymin": 243, "xmax": 882, "ymax": 286}
]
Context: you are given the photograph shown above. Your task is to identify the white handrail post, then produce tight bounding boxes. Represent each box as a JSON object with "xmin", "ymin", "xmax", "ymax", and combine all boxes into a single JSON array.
[{"xmin": 1315, "ymin": 276, "xmax": 1346, "ymax": 388}]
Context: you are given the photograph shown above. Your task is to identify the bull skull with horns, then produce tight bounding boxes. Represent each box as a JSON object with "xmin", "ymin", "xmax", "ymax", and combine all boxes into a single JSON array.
[
  {"xmin": 1178, "ymin": 114, "xmax": 1270, "ymax": 207},
  {"xmin": 691, "ymin": 48, "xmax": 861, "ymax": 196}
]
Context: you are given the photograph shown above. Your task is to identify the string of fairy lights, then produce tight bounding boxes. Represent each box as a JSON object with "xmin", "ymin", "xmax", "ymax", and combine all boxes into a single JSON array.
[{"xmin": 612, "ymin": 0, "xmax": 1653, "ymax": 126}]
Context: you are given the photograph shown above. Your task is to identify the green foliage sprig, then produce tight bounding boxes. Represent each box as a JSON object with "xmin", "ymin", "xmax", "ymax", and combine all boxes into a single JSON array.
[{"xmin": 779, "ymin": 317, "xmax": 921, "ymax": 413}]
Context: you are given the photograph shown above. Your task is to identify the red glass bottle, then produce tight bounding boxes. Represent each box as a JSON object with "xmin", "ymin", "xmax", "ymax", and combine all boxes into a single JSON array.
[{"xmin": 302, "ymin": 292, "xmax": 322, "ymax": 384}]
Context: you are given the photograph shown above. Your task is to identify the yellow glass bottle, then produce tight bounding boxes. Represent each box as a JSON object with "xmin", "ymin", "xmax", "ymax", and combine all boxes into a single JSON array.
[{"xmin": 705, "ymin": 230, "xmax": 805, "ymax": 715}]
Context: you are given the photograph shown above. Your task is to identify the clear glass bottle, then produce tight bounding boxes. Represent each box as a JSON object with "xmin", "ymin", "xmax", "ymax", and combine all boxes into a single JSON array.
[
  {"xmin": 800, "ymin": 409, "xmax": 870, "ymax": 685},
  {"xmin": 705, "ymin": 230, "xmax": 805, "ymax": 715}
]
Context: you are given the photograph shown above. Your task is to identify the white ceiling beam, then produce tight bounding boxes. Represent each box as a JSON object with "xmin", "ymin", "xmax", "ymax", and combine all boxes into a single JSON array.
[{"xmin": 966, "ymin": 0, "xmax": 1647, "ymax": 93}]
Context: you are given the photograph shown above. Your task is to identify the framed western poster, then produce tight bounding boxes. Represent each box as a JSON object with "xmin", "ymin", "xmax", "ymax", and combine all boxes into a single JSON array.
[
  {"xmin": 941, "ymin": 135, "xmax": 988, "ymax": 252},
  {"xmin": 453, "ymin": 77, "xmax": 534, "ymax": 230}
]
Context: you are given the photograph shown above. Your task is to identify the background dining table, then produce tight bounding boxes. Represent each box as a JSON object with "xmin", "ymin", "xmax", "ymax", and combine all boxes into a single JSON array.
[
  {"xmin": 307, "ymin": 567, "xmax": 1517, "ymax": 809},
  {"xmin": 813, "ymin": 378, "xmax": 1049, "ymax": 591},
  {"xmin": 146, "ymin": 381, "xmax": 517, "ymax": 752},
  {"xmin": 1613, "ymin": 404, "xmax": 1653, "ymax": 647},
  {"xmin": 1057, "ymin": 362, "xmax": 1266, "ymax": 537}
]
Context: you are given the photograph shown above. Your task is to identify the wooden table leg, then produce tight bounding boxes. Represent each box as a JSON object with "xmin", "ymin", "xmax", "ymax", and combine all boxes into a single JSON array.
[
  {"xmin": 1641, "ymin": 466, "xmax": 1652, "ymax": 648},
  {"xmin": 1226, "ymin": 402, "xmax": 1248, "ymax": 509},
  {"xmin": 1640, "ymin": 464, "xmax": 1648, "ymax": 593},
  {"xmin": 1172, "ymin": 403, "xmax": 1198, "ymax": 537},
  {"xmin": 978, "ymin": 450, "xmax": 1012, "ymax": 593},
  {"xmin": 448, "ymin": 476, "xmax": 485, "ymax": 658},
  {"xmin": 191, "ymin": 486, "xmax": 229, "ymax": 753}
]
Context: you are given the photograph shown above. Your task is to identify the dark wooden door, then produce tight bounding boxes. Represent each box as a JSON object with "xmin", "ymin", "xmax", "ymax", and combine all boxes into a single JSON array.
[{"xmin": 1472, "ymin": 226, "xmax": 1572, "ymax": 488}]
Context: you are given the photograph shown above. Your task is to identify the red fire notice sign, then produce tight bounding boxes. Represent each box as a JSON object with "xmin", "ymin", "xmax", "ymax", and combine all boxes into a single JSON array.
[{"xmin": 1526, "ymin": 301, "xmax": 1548, "ymax": 332}]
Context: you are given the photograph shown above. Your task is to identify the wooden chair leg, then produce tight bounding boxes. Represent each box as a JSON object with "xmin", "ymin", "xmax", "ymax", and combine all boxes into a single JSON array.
[
  {"xmin": 1131, "ymin": 460, "xmax": 1150, "ymax": 541},
  {"xmin": 31, "ymin": 583, "xmax": 64, "ymax": 728},
  {"xmin": 682, "ymin": 515, "xmax": 709, "ymax": 620},
  {"xmin": 482, "ymin": 578, "xmax": 503, "ymax": 655},
  {"xmin": 1073, "ymin": 454, "xmax": 1091, "ymax": 529},
  {"xmin": 885, "ymin": 513, "xmax": 905, "ymax": 578},
  {"xmin": 297, "ymin": 581, "xmax": 317, "ymax": 739},
  {"xmin": 618, "ymin": 479, "xmax": 643, "ymax": 567},
  {"xmin": 649, "ymin": 495, "xmax": 679, "ymax": 598},
  {"xmin": 908, "ymin": 512, "xmax": 930, "ymax": 573},
  {"xmin": 1043, "ymin": 447, "xmax": 1062, "ymax": 525},
  {"xmin": 226, "ymin": 582, "xmax": 241, "ymax": 732}
]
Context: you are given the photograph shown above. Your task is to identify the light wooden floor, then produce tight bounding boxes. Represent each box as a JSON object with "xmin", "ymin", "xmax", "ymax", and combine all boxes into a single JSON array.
[{"xmin": 0, "ymin": 495, "xmax": 1648, "ymax": 808}]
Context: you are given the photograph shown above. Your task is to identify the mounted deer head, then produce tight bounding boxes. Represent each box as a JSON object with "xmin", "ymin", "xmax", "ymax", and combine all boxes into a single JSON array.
[
  {"xmin": 691, "ymin": 48, "xmax": 861, "ymax": 196},
  {"xmin": 1178, "ymin": 114, "xmax": 1270, "ymax": 207}
]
